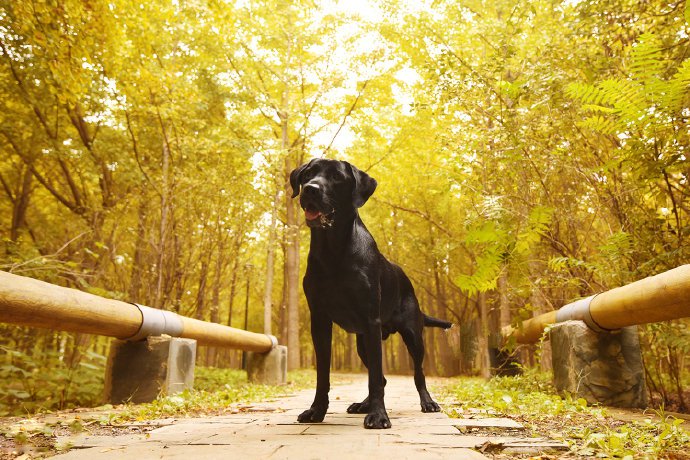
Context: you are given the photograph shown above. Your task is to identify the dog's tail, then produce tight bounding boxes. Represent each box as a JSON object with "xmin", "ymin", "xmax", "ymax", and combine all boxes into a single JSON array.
[{"xmin": 423, "ymin": 314, "xmax": 453, "ymax": 329}]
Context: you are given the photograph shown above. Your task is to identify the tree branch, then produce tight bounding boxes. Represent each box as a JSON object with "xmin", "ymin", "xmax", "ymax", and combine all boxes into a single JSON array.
[{"xmin": 322, "ymin": 80, "xmax": 369, "ymax": 156}]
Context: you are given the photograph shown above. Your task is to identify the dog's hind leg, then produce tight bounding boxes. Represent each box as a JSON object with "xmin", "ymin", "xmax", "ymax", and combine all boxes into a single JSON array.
[{"xmin": 400, "ymin": 326, "xmax": 441, "ymax": 413}]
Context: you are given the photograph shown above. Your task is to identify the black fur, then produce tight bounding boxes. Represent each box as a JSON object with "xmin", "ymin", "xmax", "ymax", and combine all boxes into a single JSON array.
[{"xmin": 291, "ymin": 158, "xmax": 452, "ymax": 429}]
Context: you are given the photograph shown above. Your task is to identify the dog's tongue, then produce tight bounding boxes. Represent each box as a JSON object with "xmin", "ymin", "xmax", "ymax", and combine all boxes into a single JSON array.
[{"xmin": 305, "ymin": 209, "xmax": 321, "ymax": 221}]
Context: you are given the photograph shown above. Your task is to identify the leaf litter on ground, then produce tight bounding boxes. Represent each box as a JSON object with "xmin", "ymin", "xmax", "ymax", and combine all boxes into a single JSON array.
[{"xmin": 433, "ymin": 372, "xmax": 690, "ymax": 459}]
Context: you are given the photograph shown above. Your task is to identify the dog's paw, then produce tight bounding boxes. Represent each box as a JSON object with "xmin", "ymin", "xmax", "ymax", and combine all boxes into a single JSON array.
[
  {"xmin": 297, "ymin": 407, "xmax": 327, "ymax": 423},
  {"xmin": 363, "ymin": 409, "xmax": 392, "ymax": 429},
  {"xmin": 421, "ymin": 400, "xmax": 441, "ymax": 413},
  {"xmin": 346, "ymin": 400, "xmax": 370, "ymax": 414}
]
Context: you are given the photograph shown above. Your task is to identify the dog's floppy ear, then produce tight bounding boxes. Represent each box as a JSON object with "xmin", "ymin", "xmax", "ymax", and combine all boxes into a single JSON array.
[
  {"xmin": 289, "ymin": 162, "xmax": 310, "ymax": 198},
  {"xmin": 345, "ymin": 162, "xmax": 377, "ymax": 208}
]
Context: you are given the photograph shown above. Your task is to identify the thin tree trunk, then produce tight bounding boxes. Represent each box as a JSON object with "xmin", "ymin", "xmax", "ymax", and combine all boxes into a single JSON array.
[
  {"xmin": 529, "ymin": 262, "xmax": 552, "ymax": 371},
  {"xmin": 498, "ymin": 271, "xmax": 510, "ymax": 328},
  {"xmin": 285, "ymin": 151, "xmax": 300, "ymax": 370},
  {"xmin": 433, "ymin": 262, "xmax": 453, "ymax": 376},
  {"xmin": 227, "ymin": 255, "xmax": 239, "ymax": 328},
  {"xmin": 9, "ymin": 166, "xmax": 32, "ymax": 241},
  {"xmin": 206, "ymin": 238, "xmax": 225, "ymax": 367},
  {"xmin": 129, "ymin": 197, "xmax": 148, "ymax": 301},
  {"xmin": 155, "ymin": 138, "xmax": 171, "ymax": 309},
  {"xmin": 279, "ymin": 247, "xmax": 289, "ymax": 345},
  {"xmin": 195, "ymin": 252, "xmax": 210, "ymax": 320},
  {"xmin": 477, "ymin": 292, "xmax": 491, "ymax": 379},
  {"xmin": 263, "ymin": 186, "xmax": 280, "ymax": 335}
]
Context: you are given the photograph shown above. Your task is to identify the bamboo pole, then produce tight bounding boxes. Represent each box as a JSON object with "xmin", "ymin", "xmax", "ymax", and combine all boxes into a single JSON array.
[
  {"xmin": 504, "ymin": 265, "xmax": 690, "ymax": 344},
  {"xmin": 589, "ymin": 264, "xmax": 690, "ymax": 329},
  {"xmin": 180, "ymin": 316, "xmax": 274, "ymax": 350},
  {"xmin": 0, "ymin": 271, "xmax": 274, "ymax": 353}
]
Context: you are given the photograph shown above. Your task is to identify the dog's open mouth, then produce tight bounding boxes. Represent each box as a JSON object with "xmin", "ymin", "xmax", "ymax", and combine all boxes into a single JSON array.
[
  {"xmin": 303, "ymin": 206, "xmax": 335, "ymax": 227},
  {"xmin": 305, "ymin": 208, "xmax": 321, "ymax": 221}
]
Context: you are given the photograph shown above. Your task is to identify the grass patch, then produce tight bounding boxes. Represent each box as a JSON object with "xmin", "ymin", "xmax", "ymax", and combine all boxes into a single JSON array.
[
  {"xmin": 110, "ymin": 367, "xmax": 314, "ymax": 422},
  {"xmin": 435, "ymin": 372, "xmax": 690, "ymax": 459}
]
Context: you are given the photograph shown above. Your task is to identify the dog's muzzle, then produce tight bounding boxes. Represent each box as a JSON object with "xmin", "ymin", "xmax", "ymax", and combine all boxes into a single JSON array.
[{"xmin": 300, "ymin": 183, "xmax": 335, "ymax": 228}]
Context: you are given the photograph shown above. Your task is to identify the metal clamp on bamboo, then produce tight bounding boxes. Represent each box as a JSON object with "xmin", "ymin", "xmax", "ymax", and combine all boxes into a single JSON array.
[
  {"xmin": 0, "ymin": 271, "xmax": 277, "ymax": 353},
  {"xmin": 126, "ymin": 304, "xmax": 184, "ymax": 341},
  {"xmin": 503, "ymin": 264, "xmax": 690, "ymax": 344}
]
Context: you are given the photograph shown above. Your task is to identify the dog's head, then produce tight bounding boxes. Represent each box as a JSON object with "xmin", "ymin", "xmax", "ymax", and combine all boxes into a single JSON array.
[{"xmin": 290, "ymin": 158, "xmax": 377, "ymax": 228}]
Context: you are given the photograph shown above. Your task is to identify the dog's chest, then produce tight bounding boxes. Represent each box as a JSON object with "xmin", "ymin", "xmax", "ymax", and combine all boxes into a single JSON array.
[
  {"xmin": 304, "ymin": 270, "xmax": 371, "ymax": 334},
  {"xmin": 329, "ymin": 300, "xmax": 365, "ymax": 334}
]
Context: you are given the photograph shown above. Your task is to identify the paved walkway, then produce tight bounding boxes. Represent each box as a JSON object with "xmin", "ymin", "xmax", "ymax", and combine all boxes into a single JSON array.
[{"xmin": 52, "ymin": 374, "xmax": 562, "ymax": 459}]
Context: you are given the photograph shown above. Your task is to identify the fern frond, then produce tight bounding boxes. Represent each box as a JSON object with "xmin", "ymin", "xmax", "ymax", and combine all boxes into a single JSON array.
[
  {"xmin": 629, "ymin": 33, "xmax": 665, "ymax": 82},
  {"xmin": 581, "ymin": 104, "xmax": 617, "ymax": 114},
  {"xmin": 547, "ymin": 256, "xmax": 596, "ymax": 274},
  {"xmin": 566, "ymin": 82, "xmax": 603, "ymax": 105},
  {"xmin": 663, "ymin": 58, "xmax": 690, "ymax": 112},
  {"xmin": 514, "ymin": 206, "xmax": 553, "ymax": 255},
  {"xmin": 568, "ymin": 79, "xmax": 648, "ymax": 122},
  {"xmin": 598, "ymin": 231, "xmax": 633, "ymax": 258},
  {"xmin": 455, "ymin": 246, "xmax": 502, "ymax": 294},
  {"xmin": 577, "ymin": 115, "xmax": 624, "ymax": 135},
  {"xmin": 599, "ymin": 79, "xmax": 647, "ymax": 115},
  {"xmin": 464, "ymin": 221, "xmax": 504, "ymax": 244}
]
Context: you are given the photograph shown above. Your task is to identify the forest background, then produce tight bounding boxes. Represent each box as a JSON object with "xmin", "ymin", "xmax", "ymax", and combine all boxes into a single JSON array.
[{"xmin": 1, "ymin": 0, "xmax": 689, "ymax": 414}]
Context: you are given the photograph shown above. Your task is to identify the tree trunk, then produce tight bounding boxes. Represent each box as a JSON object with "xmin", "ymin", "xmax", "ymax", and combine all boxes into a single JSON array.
[
  {"xmin": 227, "ymin": 255, "xmax": 239, "ymax": 328},
  {"xmin": 279, "ymin": 247, "xmax": 289, "ymax": 345},
  {"xmin": 155, "ymin": 138, "xmax": 171, "ymax": 309},
  {"xmin": 529, "ymin": 262, "xmax": 552, "ymax": 371},
  {"xmin": 433, "ymin": 263, "xmax": 454, "ymax": 376},
  {"xmin": 9, "ymin": 166, "xmax": 32, "ymax": 241},
  {"xmin": 206, "ymin": 241, "xmax": 225, "ymax": 367},
  {"xmin": 128, "ymin": 196, "xmax": 148, "ymax": 302},
  {"xmin": 195, "ymin": 254, "xmax": 210, "ymax": 320},
  {"xmin": 285, "ymin": 153, "xmax": 301, "ymax": 370},
  {"xmin": 263, "ymin": 186, "xmax": 280, "ymax": 335},
  {"xmin": 498, "ymin": 271, "xmax": 511, "ymax": 328},
  {"xmin": 210, "ymin": 244, "xmax": 224, "ymax": 325},
  {"xmin": 477, "ymin": 292, "xmax": 491, "ymax": 379}
]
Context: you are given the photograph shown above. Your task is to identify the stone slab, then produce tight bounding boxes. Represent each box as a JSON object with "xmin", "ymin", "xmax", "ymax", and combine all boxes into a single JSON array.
[
  {"xmin": 451, "ymin": 417, "xmax": 523, "ymax": 428},
  {"xmin": 271, "ymin": 444, "xmax": 489, "ymax": 460}
]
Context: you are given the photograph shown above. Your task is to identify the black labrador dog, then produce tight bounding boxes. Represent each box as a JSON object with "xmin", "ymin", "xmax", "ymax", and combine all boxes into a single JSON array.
[{"xmin": 290, "ymin": 158, "xmax": 452, "ymax": 429}]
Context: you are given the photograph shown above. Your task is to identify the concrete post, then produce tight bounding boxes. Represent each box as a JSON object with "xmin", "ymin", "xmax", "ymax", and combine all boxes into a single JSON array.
[
  {"xmin": 105, "ymin": 336, "xmax": 196, "ymax": 404},
  {"xmin": 550, "ymin": 320, "xmax": 647, "ymax": 408},
  {"xmin": 246, "ymin": 345, "xmax": 288, "ymax": 385}
]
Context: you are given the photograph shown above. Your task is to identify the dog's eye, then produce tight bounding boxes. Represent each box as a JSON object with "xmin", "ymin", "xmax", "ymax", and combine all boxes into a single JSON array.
[{"xmin": 330, "ymin": 171, "xmax": 347, "ymax": 181}]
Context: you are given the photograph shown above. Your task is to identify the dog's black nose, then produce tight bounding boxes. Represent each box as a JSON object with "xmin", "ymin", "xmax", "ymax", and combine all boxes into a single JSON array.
[{"xmin": 302, "ymin": 183, "xmax": 320, "ymax": 196}]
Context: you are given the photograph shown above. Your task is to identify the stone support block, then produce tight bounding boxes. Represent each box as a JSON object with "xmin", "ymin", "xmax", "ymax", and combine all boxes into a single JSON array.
[
  {"xmin": 246, "ymin": 345, "xmax": 287, "ymax": 385},
  {"xmin": 105, "ymin": 336, "xmax": 196, "ymax": 404},
  {"xmin": 550, "ymin": 320, "xmax": 647, "ymax": 408}
]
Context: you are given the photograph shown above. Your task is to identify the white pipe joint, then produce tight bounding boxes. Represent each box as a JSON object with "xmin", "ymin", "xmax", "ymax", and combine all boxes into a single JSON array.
[
  {"xmin": 555, "ymin": 294, "xmax": 610, "ymax": 332},
  {"xmin": 125, "ymin": 304, "xmax": 184, "ymax": 341},
  {"xmin": 266, "ymin": 334, "xmax": 279, "ymax": 350}
]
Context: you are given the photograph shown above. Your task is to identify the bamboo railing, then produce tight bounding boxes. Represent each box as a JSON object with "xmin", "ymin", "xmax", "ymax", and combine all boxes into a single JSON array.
[
  {"xmin": 503, "ymin": 265, "xmax": 690, "ymax": 344},
  {"xmin": 0, "ymin": 271, "xmax": 276, "ymax": 353}
]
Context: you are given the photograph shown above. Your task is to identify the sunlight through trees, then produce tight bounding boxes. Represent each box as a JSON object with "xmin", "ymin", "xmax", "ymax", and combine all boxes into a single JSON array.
[{"xmin": 1, "ymin": 0, "xmax": 689, "ymax": 413}]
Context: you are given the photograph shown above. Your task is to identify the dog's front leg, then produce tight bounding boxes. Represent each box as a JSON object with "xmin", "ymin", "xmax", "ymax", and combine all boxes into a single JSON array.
[
  {"xmin": 297, "ymin": 311, "xmax": 332, "ymax": 423},
  {"xmin": 363, "ymin": 318, "xmax": 391, "ymax": 429}
]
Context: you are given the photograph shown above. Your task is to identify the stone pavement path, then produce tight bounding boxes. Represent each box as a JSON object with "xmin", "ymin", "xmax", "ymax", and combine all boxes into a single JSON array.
[{"xmin": 52, "ymin": 374, "xmax": 564, "ymax": 459}]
